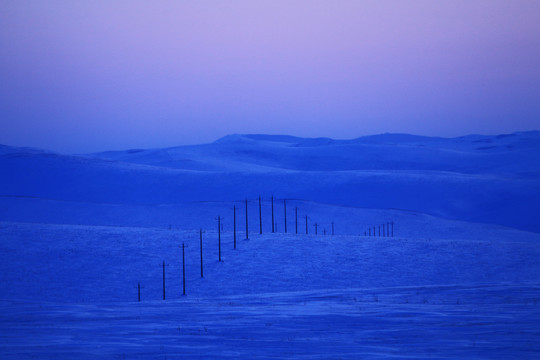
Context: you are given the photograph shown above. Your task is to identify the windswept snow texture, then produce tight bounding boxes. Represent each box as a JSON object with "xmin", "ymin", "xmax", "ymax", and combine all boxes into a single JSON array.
[
  {"xmin": 1, "ymin": 131, "xmax": 539, "ymax": 232},
  {"xmin": 0, "ymin": 132, "xmax": 540, "ymax": 358},
  {"xmin": 0, "ymin": 220, "xmax": 539, "ymax": 359}
]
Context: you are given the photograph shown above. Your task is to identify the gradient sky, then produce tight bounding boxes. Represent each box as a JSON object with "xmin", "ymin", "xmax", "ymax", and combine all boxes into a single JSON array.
[{"xmin": 1, "ymin": 0, "xmax": 540, "ymax": 153}]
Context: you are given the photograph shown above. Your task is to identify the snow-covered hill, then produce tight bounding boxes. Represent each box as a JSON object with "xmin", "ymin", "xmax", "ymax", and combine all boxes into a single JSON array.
[
  {"xmin": 0, "ymin": 131, "xmax": 539, "ymax": 232},
  {"xmin": 93, "ymin": 131, "xmax": 540, "ymax": 175},
  {"xmin": 1, "ymin": 132, "xmax": 539, "ymax": 358}
]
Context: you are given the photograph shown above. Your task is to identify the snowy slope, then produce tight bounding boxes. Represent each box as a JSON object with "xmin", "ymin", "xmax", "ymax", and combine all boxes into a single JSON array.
[
  {"xmin": 2, "ymin": 284, "xmax": 538, "ymax": 359},
  {"xmin": 1, "ymin": 131, "xmax": 539, "ymax": 232},
  {"xmin": 1, "ymin": 132, "xmax": 539, "ymax": 358},
  {"xmin": 2, "ymin": 218, "xmax": 539, "ymax": 303},
  {"xmin": 0, "ymin": 219, "xmax": 539, "ymax": 359},
  {"xmin": 93, "ymin": 131, "xmax": 540, "ymax": 175}
]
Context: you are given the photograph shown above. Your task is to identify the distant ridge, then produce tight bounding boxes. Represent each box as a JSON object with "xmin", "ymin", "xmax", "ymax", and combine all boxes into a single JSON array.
[
  {"xmin": 352, "ymin": 133, "xmax": 447, "ymax": 143},
  {"xmin": 1, "ymin": 131, "xmax": 539, "ymax": 155},
  {"xmin": 213, "ymin": 131, "xmax": 540, "ymax": 147},
  {"xmin": 1, "ymin": 130, "xmax": 539, "ymax": 232},
  {"xmin": 215, "ymin": 134, "xmax": 305, "ymax": 143},
  {"xmin": 0, "ymin": 144, "xmax": 56, "ymax": 156}
]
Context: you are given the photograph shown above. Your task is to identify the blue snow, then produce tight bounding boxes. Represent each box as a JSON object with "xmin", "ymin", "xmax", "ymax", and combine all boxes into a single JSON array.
[{"xmin": 0, "ymin": 132, "xmax": 539, "ymax": 359}]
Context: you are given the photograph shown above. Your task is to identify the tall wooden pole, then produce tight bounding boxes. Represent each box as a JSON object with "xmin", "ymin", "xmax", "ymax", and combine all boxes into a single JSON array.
[
  {"xmin": 182, "ymin": 243, "xmax": 186, "ymax": 295},
  {"xmin": 218, "ymin": 216, "xmax": 222, "ymax": 262},
  {"xmin": 245, "ymin": 199, "xmax": 249, "ymax": 240},
  {"xmin": 284, "ymin": 199, "xmax": 287, "ymax": 233},
  {"xmin": 259, "ymin": 196, "xmax": 262, "ymax": 234},
  {"xmin": 233, "ymin": 206, "xmax": 236, "ymax": 249},
  {"xmin": 200, "ymin": 229, "xmax": 203, "ymax": 278},
  {"xmin": 162, "ymin": 261, "xmax": 166, "ymax": 300},
  {"xmin": 295, "ymin": 207, "xmax": 298, "ymax": 234},
  {"xmin": 271, "ymin": 196, "xmax": 275, "ymax": 233}
]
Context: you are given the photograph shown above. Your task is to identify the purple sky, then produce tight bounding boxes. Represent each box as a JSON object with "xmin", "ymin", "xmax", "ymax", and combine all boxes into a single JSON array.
[{"xmin": 1, "ymin": 1, "xmax": 540, "ymax": 153}]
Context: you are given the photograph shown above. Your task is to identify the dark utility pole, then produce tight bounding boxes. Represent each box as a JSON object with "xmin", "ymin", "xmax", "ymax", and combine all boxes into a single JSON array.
[
  {"xmin": 200, "ymin": 229, "xmax": 203, "ymax": 278},
  {"xmin": 305, "ymin": 215, "xmax": 308, "ymax": 234},
  {"xmin": 233, "ymin": 206, "xmax": 236, "ymax": 249},
  {"xmin": 271, "ymin": 196, "xmax": 275, "ymax": 233},
  {"xmin": 182, "ymin": 243, "xmax": 186, "ymax": 296},
  {"xmin": 284, "ymin": 199, "xmax": 287, "ymax": 233},
  {"xmin": 218, "ymin": 216, "xmax": 222, "ymax": 262},
  {"xmin": 245, "ymin": 199, "xmax": 249, "ymax": 240},
  {"xmin": 259, "ymin": 196, "xmax": 262, "ymax": 234},
  {"xmin": 162, "ymin": 261, "xmax": 166, "ymax": 300},
  {"xmin": 295, "ymin": 207, "xmax": 298, "ymax": 234}
]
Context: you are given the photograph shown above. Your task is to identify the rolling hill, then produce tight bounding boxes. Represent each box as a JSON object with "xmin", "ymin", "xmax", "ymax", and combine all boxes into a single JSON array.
[
  {"xmin": 1, "ymin": 131, "xmax": 539, "ymax": 232},
  {"xmin": 1, "ymin": 132, "xmax": 539, "ymax": 358}
]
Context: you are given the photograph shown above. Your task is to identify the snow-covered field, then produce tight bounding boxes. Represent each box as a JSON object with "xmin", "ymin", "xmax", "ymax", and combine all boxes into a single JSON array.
[
  {"xmin": 1, "ymin": 132, "xmax": 539, "ymax": 358},
  {"xmin": 2, "ymin": 284, "xmax": 539, "ymax": 359},
  {"xmin": 1, "ymin": 217, "xmax": 539, "ymax": 359}
]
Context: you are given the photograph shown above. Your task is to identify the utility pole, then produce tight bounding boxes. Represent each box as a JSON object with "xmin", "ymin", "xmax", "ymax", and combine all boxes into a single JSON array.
[
  {"xmin": 245, "ymin": 199, "xmax": 249, "ymax": 240},
  {"xmin": 162, "ymin": 261, "xmax": 167, "ymax": 300},
  {"xmin": 271, "ymin": 196, "xmax": 275, "ymax": 233},
  {"xmin": 295, "ymin": 207, "xmax": 298, "ymax": 234},
  {"xmin": 259, "ymin": 196, "xmax": 262, "ymax": 234},
  {"xmin": 217, "ymin": 216, "xmax": 222, "ymax": 262},
  {"xmin": 182, "ymin": 243, "xmax": 186, "ymax": 295},
  {"xmin": 200, "ymin": 229, "xmax": 204, "ymax": 277},
  {"xmin": 284, "ymin": 199, "xmax": 287, "ymax": 233}
]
